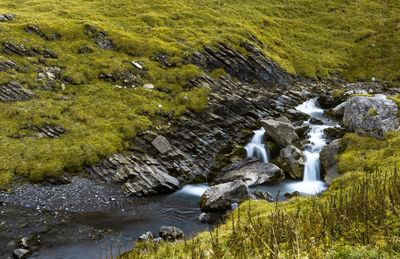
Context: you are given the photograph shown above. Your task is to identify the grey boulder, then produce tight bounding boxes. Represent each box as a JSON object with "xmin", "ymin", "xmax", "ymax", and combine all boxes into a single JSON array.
[
  {"xmin": 320, "ymin": 139, "xmax": 340, "ymax": 185},
  {"xmin": 200, "ymin": 180, "xmax": 251, "ymax": 212},
  {"xmin": 151, "ymin": 135, "xmax": 172, "ymax": 154},
  {"xmin": 277, "ymin": 145, "xmax": 304, "ymax": 179},
  {"xmin": 261, "ymin": 119, "xmax": 299, "ymax": 147},
  {"xmin": 214, "ymin": 158, "xmax": 285, "ymax": 186},
  {"xmin": 343, "ymin": 95, "xmax": 399, "ymax": 139},
  {"xmin": 158, "ymin": 226, "xmax": 185, "ymax": 241}
]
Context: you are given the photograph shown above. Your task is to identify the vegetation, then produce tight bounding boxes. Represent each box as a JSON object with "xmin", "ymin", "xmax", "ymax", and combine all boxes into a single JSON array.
[
  {"xmin": 119, "ymin": 132, "xmax": 400, "ymax": 258},
  {"xmin": 0, "ymin": 0, "xmax": 399, "ymax": 187}
]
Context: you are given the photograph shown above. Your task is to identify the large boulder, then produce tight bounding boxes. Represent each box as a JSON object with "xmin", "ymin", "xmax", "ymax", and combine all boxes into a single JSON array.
[
  {"xmin": 200, "ymin": 180, "xmax": 251, "ymax": 212},
  {"xmin": 343, "ymin": 95, "xmax": 399, "ymax": 139},
  {"xmin": 261, "ymin": 119, "xmax": 299, "ymax": 147},
  {"xmin": 277, "ymin": 145, "xmax": 304, "ymax": 179},
  {"xmin": 120, "ymin": 165, "xmax": 180, "ymax": 196},
  {"xmin": 214, "ymin": 158, "xmax": 285, "ymax": 186},
  {"xmin": 320, "ymin": 139, "xmax": 340, "ymax": 185}
]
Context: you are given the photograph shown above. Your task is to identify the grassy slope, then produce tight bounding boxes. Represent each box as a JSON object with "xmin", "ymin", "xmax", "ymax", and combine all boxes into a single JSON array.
[{"xmin": 0, "ymin": 0, "xmax": 399, "ymax": 187}]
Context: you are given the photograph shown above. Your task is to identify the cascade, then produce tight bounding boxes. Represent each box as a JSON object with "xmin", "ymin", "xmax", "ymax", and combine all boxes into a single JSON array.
[{"xmin": 244, "ymin": 127, "xmax": 270, "ymax": 163}]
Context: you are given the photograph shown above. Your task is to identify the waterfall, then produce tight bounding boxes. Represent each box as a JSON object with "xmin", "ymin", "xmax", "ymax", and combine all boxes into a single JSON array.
[
  {"xmin": 245, "ymin": 127, "xmax": 270, "ymax": 163},
  {"xmin": 295, "ymin": 99, "xmax": 330, "ymax": 182}
]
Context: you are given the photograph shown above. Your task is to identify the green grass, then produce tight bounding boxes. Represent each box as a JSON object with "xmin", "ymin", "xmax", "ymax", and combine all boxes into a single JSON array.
[
  {"xmin": 120, "ymin": 132, "xmax": 400, "ymax": 258},
  {"xmin": 0, "ymin": 0, "xmax": 399, "ymax": 187}
]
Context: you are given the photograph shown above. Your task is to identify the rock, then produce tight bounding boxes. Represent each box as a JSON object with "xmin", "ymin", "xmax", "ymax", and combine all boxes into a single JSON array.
[
  {"xmin": 320, "ymin": 139, "xmax": 339, "ymax": 175},
  {"xmin": 158, "ymin": 226, "xmax": 185, "ymax": 241},
  {"xmin": 295, "ymin": 125, "xmax": 309, "ymax": 138},
  {"xmin": 5, "ymin": 14, "xmax": 15, "ymax": 21},
  {"xmin": 84, "ymin": 25, "xmax": 113, "ymax": 50},
  {"xmin": 13, "ymin": 249, "xmax": 32, "ymax": 259},
  {"xmin": 18, "ymin": 237, "xmax": 29, "ymax": 249},
  {"xmin": 200, "ymin": 180, "xmax": 251, "ymax": 212},
  {"xmin": 231, "ymin": 202, "xmax": 239, "ymax": 210},
  {"xmin": 284, "ymin": 191, "xmax": 301, "ymax": 199},
  {"xmin": 0, "ymin": 81, "xmax": 35, "ymax": 102},
  {"xmin": 331, "ymin": 101, "xmax": 347, "ymax": 119},
  {"xmin": 277, "ymin": 145, "xmax": 304, "ymax": 179},
  {"xmin": 0, "ymin": 14, "xmax": 7, "ymax": 21},
  {"xmin": 252, "ymin": 191, "xmax": 273, "ymax": 202},
  {"xmin": 198, "ymin": 213, "xmax": 211, "ymax": 223},
  {"xmin": 132, "ymin": 61, "xmax": 143, "ymax": 69},
  {"xmin": 143, "ymin": 83, "xmax": 154, "ymax": 91},
  {"xmin": 0, "ymin": 14, "xmax": 14, "ymax": 21},
  {"xmin": 324, "ymin": 164, "xmax": 340, "ymax": 185},
  {"xmin": 214, "ymin": 158, "xmax": 284, "ymax": 186},
  {"xmin": 323, "ymin": 127, "xmax": 345, "ymax": 140},
  {"xmin": 151, "ymin": 135, "xmax": 172, "ymax": 154},
  {"xmin": 138, "ymin": 231, "xmax": 156, "ymax": 242},
  {"xmin": 191, "ymin": 42, "xmax": 292, "ymax": 87},
  {"xmin": 261, "ymin": 119, "xmax": 299, "ymax": 147},
  {"xmin": 343, "ymin": 95, "xmax": 399, "ymax": 139},
  {"xmin": 120, "ymin": 165, "xmax": 180, "ymax": 196}
]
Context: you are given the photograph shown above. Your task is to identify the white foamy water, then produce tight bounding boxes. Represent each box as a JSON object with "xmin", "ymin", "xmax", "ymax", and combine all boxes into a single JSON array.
[
  {"xmin": 173, "ymin": 184, "xmax": 209, "ymax": 197},
  {"xmin": 245, "ymin": 127, "xmax": 270, "ymax": 163}
]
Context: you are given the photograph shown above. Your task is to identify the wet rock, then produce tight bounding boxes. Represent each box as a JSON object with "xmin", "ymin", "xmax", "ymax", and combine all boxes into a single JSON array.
[
  {"xmin": 13, "ymin": 249, "xmax": 32, "ymax": 259},
  {"xmin": 191, "ymin": 42, "xmax": 292, "ymax": 87},
  {"xmin": 138, "ymin": 231, "xmax": 156, "ymax": 242},
  {"xmin": 151, "ymin": 135, "xmax": 172, "ymax": 154},
  {"xmin": 295, "ymin": 125, "xmax": 309, "ymax": 138},
  {"xmin": 323, "ymin": 127, "xmax": 345, "ymax": 140},
  {"xmin": 320, "ymin": 139, "xmax": 340, "ymax": 182},
  {"xmin": 309, "ymin": 117, "xmax": 324, "ymax": 125},
  {"xmin": 277, "ymin": 145, "xmax": 304, "ymax": 179},
  {"xmin": 331, "ymin": 101, "xmax": 347, "ymax": 119},
  {"xmin": 198, "ymin": 213, "xmax": 211, "ymax": 223},
  {"xmin": 343, "ymin": 95, "xmax": 399, "ymax": 139},
  {"xmin": 214, "ymin": 158, "xmax": 284, "ymax": 186},
  {"xmin": 200, "ymin": 180, "xmax": 250, "ymax": 212},
  {"xmin": 120, "ymin": 165, "xmax": 180, "ymax": 196},
  {"xmin": 0, "ymin": 81, "xmax": 35, "ymax": 102},
  {"xmin": 158, "ymin": 226, "xmax": 185, "ymax": 241},
  {"xmin": 252, "ymin": 191, "xmax": 273, "ymax": 202},
  {"xmin": 261, "ymin": 119, "xmax": 299, "ymax": 148},
  {"xmin": 284, "ymin": 191, "xmax": 301, "ymax": 199},
  {"xmin": 18, "ymin": 238, "xmax": 29, "ymax": 249}
]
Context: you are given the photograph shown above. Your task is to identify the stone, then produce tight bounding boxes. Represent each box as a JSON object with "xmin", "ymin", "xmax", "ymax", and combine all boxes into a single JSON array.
[
  {"xmin": 200, "ymin": 180, "xmax": 251, "ymax": 212},
  {"xmin": 324, "ymin": 164, "xmax": 340, "ymax": 185},
  {"xmin": 323, "ymin": 127, "xmax": 345, "ymax": 140},
  {"xmin": 151, "ymin": 135, "xmax": 172, "ymax": 154},
  {"xmin": 284, "ymin": 191, "xmax": 301, "ymax": 199},
  {"xmin": 277, "ymin": 145, "xmax": 304, "ymax": 179},
  {"xmin": 252, "ymin": 191, "xmax": 274, "ymax": 202},
  {"xmin": 261, "ymin": 119, "xmax": 299, "ymax": 147},
  {"xmin": 0, "ymin": 81, "xmax": 35, "ymax": 102},
  {"xmin": 13, "ymin": 249, "xmax": 32, "ymax": 259},
  {"xmin": 132, "ymin": 61, "xmax": 143, "ymax": 69},
  {"xmin": 331, "ymin": 101, "xmax": 347, "ymax": 119},
  {"xmin": 198, "ymin": 213, "xmax": 211, "ymax": 223},
  {"xmin": 343, "ymin": 95, "xmax": 399, "ymax": 139},
  {"xmin": 143, "ymin": 83, "xmax": 154, "ymax": 91},
  {"xmin": 138, "ymin": 231, "xmax": 156, "ymax": 242},
  {"xmin": 320, "ymin": 139, "xmax": 339, "ymax": 176},
  {"xmin": 120, "ymin": 165, "xmax": 180, "ymax": 196},
  {"xmin": 18, "ymin": 237, "xmax": 29, "ymax": 249},
  {"xmin": 0, "ymin": 14, "xmax": 7, "ymax": 21},
  {"xmin": 158, "ymin": 226, "xmax": 185, "ymax": 241},
  {"xmin": 214, "ymin": 158, "xmax": 285, "ymax": 186}
]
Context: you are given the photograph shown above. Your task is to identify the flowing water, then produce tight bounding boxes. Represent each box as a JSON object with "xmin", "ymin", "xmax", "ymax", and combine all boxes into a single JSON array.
[
  {"xmin": 33, "ymin": 184, "xmax": 210, "ymax": 259},
  {"xmin": 245, "ymin": 127, "xmax": 270, "ymax": 163}
]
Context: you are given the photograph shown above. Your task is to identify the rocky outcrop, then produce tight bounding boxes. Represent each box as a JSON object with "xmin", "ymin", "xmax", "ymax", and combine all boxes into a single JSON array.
[
  {"xmin": 261, "ymin": 119, "xmax": 299, "ymax": 148},
  {"xmin": 158, "ymin": 226, "xmax": 185, "ymax": 242},
  {"xmin": 0, "ymin": 59, "xmax": 20, "ymax": 72},
  {"xmin": 191, "ymin": 42, "xmax": 292, "ymax": 87},
  {"xmin": 343, "ymin": 95, "xmax": 399, "ymax": 139},
  {"xmin": 34, "ymin": 124, "xmax": 65, "ymax": 139},
  {"xmin": 0, "ymin": 81, "xmax": 35, "ymax": 102},
  {"xmin": 320, "ymin": 139, "xmax": 340, "ymax": 185},
  {"xmin": 277, "ymin": 145, "xmax": 304, "ymax": 179},
  {"xmin": 85, "ymin": 24, "xmax": 113, "ymax": 50},
  {"xmin": 200, "ymin": 180, "xmax": 250, "ymax": 212},
  {"xmin": 0, "ymin": 13, "xmax": 14, "ymax": 22},
  {"xmin": 214, "ymin": 158, "xmax": 284, "ymax": 186},
  {"xmin": 3, "ymin": 42, "xmax": 57, "ymax": 58}
]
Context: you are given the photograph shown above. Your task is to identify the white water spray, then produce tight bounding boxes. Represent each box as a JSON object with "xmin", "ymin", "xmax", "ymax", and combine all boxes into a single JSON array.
[{"xmin": 245, "ymin": 127, "xmax": 270, "ymax": 163}]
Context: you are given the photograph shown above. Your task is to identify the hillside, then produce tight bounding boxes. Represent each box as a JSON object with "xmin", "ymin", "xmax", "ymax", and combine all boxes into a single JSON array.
[{"xmin": 0, "ymin": 0, "xmax": 399, "ymax": 187}]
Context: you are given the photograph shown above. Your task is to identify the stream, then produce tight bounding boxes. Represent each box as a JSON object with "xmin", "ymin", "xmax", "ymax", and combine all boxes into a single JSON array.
[{"xmin": 5, "ymin": 98, "xmax": 336, "ymax": 259}]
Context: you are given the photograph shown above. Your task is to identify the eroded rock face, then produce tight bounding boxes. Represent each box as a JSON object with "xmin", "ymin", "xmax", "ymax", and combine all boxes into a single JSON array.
[
  {"xmin": 200, "ymin": 180, "xmax": 250, "ymax": 212},
  {"xmin": 214, "ymin": 158, "xmax": 284, "ymax": 186},
  {"xmin": 261, "ymin": 119, "xmax": 299, "ymax": 148},
  {"xmin": 343, "ymin": 95, "xmax": 399, "ymax": 139},
  {"xmin": 277, "ymin": 145, "xmax": 304, "ymax": 179}
]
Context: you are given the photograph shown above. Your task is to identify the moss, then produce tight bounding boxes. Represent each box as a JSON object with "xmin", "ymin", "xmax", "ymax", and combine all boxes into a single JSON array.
[{"xmin": 210, "ymin": 68, "xmax": 227, "ymax": 81}]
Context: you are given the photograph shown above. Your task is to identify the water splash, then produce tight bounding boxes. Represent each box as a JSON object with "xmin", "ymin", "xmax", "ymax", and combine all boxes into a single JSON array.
[{"xmin": 245, "ymin": 127, "xmax": 270, "ymax": 163}]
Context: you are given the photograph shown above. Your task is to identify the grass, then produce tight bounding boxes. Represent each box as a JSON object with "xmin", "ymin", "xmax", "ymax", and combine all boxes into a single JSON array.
[
  {"xmin": 0, "ymin": 0, "xmax": 399, "ymax": 187},
  {"xmin": 119, "ymin": 132, "xmax": 400, "ymax": 258}
]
